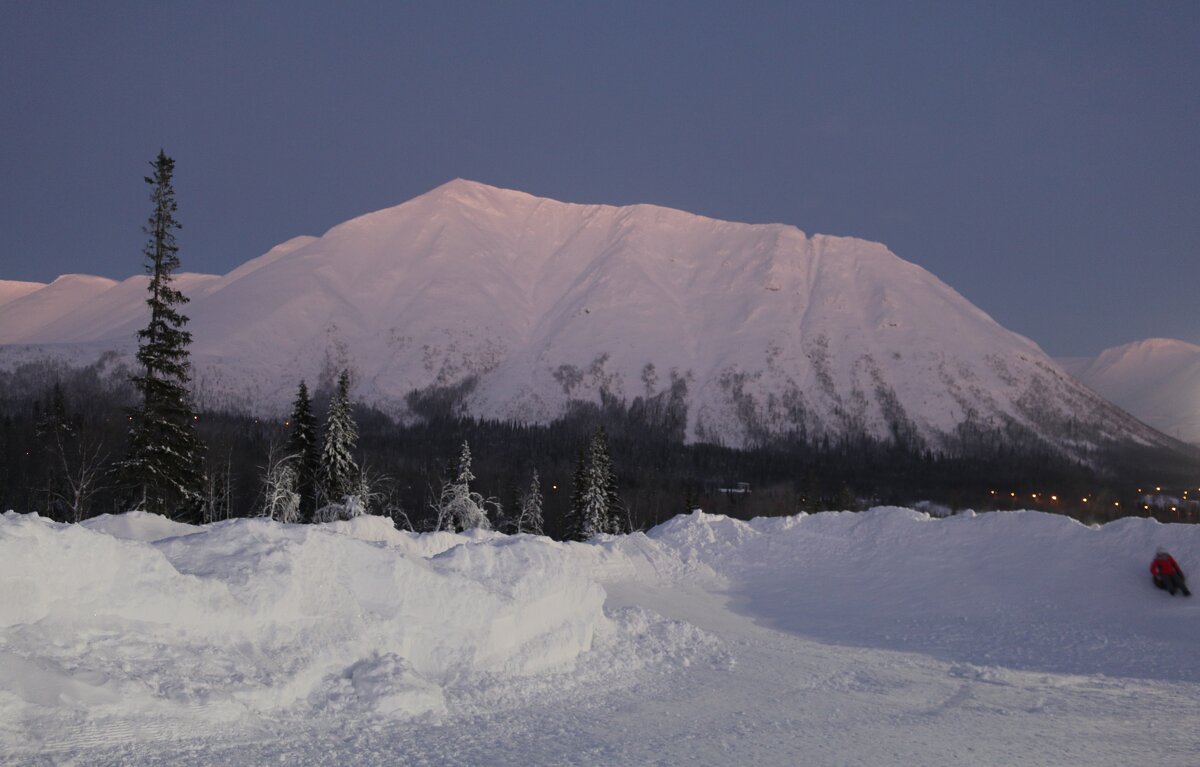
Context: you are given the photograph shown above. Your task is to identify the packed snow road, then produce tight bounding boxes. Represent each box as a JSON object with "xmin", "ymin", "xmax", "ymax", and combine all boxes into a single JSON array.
[{"xmin": 3, "ymin": 508, "xmax": 1199, "ymax": 765}]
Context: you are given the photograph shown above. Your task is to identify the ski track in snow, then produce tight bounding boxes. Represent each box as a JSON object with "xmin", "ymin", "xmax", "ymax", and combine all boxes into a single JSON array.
[{"xmin": 4, "ymin": 508, "xmax": 1200, "ymax": 766}]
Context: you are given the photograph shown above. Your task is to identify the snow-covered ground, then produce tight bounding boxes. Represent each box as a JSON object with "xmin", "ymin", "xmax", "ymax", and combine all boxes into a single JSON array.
[{"xmin": 3, "ymin": 507, "xmax": 1199, "ymax": 765}]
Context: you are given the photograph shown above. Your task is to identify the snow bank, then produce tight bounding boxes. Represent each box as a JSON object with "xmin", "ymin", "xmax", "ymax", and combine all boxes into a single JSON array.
[
  {"xmin": 81, "ymin": 510, "xmax": 200, "ymax": 542},
  {"xmin": 633, "ymin": 507, "xmax": 1200, "ymax": 681},
  {"xmin": 6, "ymin": 505, "xmax": 1200, "ymax": 759},
  {"xmin": 0, "ymin": 512, "xmax": 605, "ymax": 750}
]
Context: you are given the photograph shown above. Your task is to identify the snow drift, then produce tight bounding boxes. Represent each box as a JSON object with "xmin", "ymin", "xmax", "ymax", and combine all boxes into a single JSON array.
[
  {"xmin": 0, "ymin": 512, "xmax": 608, "ymax": 751},
  {"xmin": 4, "ymin": 505, "xmax": 1200, "ymax": 762}
]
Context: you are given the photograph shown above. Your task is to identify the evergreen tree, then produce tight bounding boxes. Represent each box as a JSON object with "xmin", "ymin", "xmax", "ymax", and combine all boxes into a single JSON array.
[
  {"xmin": 591, "ymin": 426, "xmax": 627, "ymax": 533},
  {"xmin": 565, "ymin": 427, "xmax": 626, "ymax": 540},
  {"xmin": 515, "ymin": 469, "xmax": 544, "ymax": 535},
  {"xmin": 564, "ymin": 448, "xmax": 589, "ymax": 540},
  {"xmin": 118, "ymin": 151, "xmax": 205, "ymax": 520},
  {"xmin": 35, "ymin": 382, "xmax": 72, "ymax": 440},
  {"xmin": 317, "ymin": 370, "xmax": 359, "ymax": 507},
  {"xmin": 579, "ymin": 450, "xmax": 609, "ymax": 538},
  {"xmin": 284, "ymin": 380, "xmax": 320, "ymax": 521}
]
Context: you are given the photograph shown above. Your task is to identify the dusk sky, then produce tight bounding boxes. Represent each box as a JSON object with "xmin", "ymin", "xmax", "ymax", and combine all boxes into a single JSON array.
[{"xmin": 2, "ymin": 1, "xmax": 1197, "ymax": 357}]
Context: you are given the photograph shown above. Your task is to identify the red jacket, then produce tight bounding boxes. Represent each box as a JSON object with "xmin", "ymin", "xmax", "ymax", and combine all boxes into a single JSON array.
[{"xmin": 1151, "ymin": 555, "xmax": 1183, "ymax": 578}]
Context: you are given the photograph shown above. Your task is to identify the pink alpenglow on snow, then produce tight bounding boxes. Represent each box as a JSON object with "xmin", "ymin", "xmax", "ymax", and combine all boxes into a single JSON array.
[{"xmin": 0, "ymin": 181, "xmax": 1171, "ymax": 455}]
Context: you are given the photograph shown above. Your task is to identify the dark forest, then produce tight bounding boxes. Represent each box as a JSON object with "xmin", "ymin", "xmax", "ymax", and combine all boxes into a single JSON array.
[{"xmin": 2, "ymin": 354, "xmax": 1197, "ymax": 533}]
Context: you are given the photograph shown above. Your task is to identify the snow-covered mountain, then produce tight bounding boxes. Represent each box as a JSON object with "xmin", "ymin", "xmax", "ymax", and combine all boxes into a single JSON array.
[
  {"xmin": 0, "ymin": 179, "xmax": 1171, "ymax": 452},
  {"xmin": 1060, "ymin": 338, "xmax": 1200, "ymax": 445}
]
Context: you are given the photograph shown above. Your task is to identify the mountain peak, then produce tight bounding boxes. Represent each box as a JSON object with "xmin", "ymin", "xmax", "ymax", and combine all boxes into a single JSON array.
[
  {"xmin": 1067, "ymin": 337, "xmax": 1200, "ymax": 444},
  {"xmin": 0, "ymin": 182, "xmax": 1173, "ymax": 454},
  {"xmin": 420, "ymin": 178, "xmax": 539, "ymax": 209},
  {"xmin": 0, "ymin": 279, "xmax": 47, "ymax": 310},
  {"xmin": 1124, "ymin": 337, "xmax": 1200, "ymax": 354}
]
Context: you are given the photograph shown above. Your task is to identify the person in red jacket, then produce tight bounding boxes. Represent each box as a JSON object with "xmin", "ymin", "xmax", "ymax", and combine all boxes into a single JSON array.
[{"xmin": 1151, "ymin": 548, "xmax": 1191, "ymax": 596}]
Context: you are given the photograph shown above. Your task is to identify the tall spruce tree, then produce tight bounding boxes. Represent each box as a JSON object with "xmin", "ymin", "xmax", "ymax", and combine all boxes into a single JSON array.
[
  {"xmin": 581, "ymin": 427, "xmax": 612, "ymax": 535},
  {"xmin": 565, "ymin": 448, "xmax": 590, "ymax": 540},
  {"xmin": 591, "ymin": 426, "xmax": 627, "ymax": 534},
  {"xmin": 284, "ymin": 380, "xmax": 320, "ymax": 521},
  {"xmin": 317, "ymin": 370, "xmax": 359, "ymax": 507},
  {"xmin": 565, "ymin": 427, "xmax": 625, "ymax": 540},
  {"xmin": 119, "ymin": 151, "xmax": 205, "ymax": 520}
]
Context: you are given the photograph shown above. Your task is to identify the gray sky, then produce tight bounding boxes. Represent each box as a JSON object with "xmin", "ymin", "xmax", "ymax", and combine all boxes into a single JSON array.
[{"xmin": 2, "ymin": 1, "xmax": 1197, "ymax": 356}]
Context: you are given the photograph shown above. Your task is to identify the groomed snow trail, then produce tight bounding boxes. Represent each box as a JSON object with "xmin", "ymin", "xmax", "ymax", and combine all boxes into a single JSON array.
[{"xmin": 4, "ymin": 509, "xmax": 1200, "ymax": 765}]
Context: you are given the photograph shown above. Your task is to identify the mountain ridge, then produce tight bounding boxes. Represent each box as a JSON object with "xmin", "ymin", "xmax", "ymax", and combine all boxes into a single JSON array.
[
  {"xmin": 1060, "ymin": 337, "xmax": 1200, "ymax": 445},
  {"xmin": 0, "ymin": 180, "xmax": 1175, "ymax": 454}
]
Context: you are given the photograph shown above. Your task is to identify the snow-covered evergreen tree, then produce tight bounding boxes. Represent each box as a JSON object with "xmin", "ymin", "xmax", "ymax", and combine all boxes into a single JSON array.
[
  {"xmin": 431, "ymin": 441, "xmax": 497, "ymax": 532},
  {"xmin": 317, "ymin": 370, "xmax": 359, "ymax": 507},
  {"xmin": 591, "ymin": 427, "xmax": 628, "ymax": 534},
  {"xmin": 118, "ymin": 150, "xmax": 206, "ymax": 520},
  {"xmin": 515, "ymin": 469, "xmax": 544, "ymax": 536},
  {"xmin": 285, "ymin": 380, "xmax": 320, "ymax": 521},
  {"xmin": 565, "ymin": 427, "xmax": 625, "ymax": 540}
]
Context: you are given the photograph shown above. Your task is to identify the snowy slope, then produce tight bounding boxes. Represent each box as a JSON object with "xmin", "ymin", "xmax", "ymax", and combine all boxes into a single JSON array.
[
  {"xmin": 0, "ymin": 180, "xmax": 1169, "ymax": 451},
  {"xmin": 0, "ymin": 279, "xmax": 45, "ymax": 309},
  {"xmin": 0, "ymin": 274, "xmax": 119, "ymax": 341},
  {"xmin": 1062, "ymin": 338, "xmax": 1200, "ymax": 445},
  {"xmin": 4, "ymin": 507, "xmax": 1199, "ymax": 765}
]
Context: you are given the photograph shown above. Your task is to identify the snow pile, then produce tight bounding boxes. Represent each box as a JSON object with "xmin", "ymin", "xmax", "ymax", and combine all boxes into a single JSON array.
[
  {"xmin": 0, "ymin": 512, "xmax": 606, "ymax": 750},
  {"xmin": 80, "ymin": 510, "xmax": 200, "ymax": 542},
  {"xmin": 4, "ymin": 506, "xmax": 1200, "ymax": 762}
]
